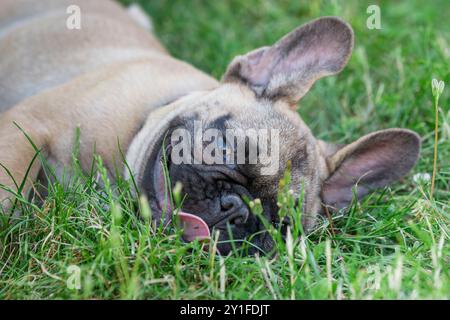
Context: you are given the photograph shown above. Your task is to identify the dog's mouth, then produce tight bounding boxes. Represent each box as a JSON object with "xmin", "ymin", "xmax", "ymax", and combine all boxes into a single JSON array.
[{"xmin": 151, "ymin": 145, "xmax": 211, "ymax": 243}]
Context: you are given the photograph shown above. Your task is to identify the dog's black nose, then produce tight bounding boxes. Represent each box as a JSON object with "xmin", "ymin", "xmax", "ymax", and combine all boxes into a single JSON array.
[{"xmin": 220, "ymin": 194, "xmax": 249, "ymax": 225}]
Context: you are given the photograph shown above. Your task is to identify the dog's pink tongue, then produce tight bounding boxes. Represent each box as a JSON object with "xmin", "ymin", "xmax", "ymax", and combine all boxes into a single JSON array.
[{"xmin": 178, "ymin": 211, "xmax": 210, "ymax": 242}]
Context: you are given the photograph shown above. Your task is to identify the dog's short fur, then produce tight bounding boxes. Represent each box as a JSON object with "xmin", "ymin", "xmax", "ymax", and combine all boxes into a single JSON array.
[{"xmin": 0, "ymin": 0, "xmax": 420, "ymax": 254}]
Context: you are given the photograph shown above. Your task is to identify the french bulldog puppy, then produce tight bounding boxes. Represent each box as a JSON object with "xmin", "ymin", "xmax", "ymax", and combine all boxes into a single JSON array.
[{"xmin": 0, "ymin": 0, "xmax": 420, "ymax": 254}]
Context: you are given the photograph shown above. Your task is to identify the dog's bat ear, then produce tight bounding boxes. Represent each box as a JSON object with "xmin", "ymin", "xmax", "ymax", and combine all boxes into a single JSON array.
[
  {"xmin": 222, "ymin": 17, "xmax": 354, "ymax": 107},
  {"xmin": 321, "ymin": 129, "xmax": 421, "ymax": 210}
]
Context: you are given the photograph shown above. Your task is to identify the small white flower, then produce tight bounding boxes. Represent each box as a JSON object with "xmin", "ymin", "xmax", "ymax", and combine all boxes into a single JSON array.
[
  {"xmin": 413, "ymin": 173, "xmax": 431, "ymax": 184},
  {"xmin": 431, "ymin": 78, "xmax": 445, "ymax": 97}
]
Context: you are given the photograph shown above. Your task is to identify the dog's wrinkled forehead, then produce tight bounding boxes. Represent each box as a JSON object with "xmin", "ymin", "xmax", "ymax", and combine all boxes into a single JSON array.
[
  {"xmin": 178, "ymin": 84, "xmax": 304, "ymax": 130},
  {"xmin": 178, "ymin": 84, "xmax": 307, "ymax": 141}
]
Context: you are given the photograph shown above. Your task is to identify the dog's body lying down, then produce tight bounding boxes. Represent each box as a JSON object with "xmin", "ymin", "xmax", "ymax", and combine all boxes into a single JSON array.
[{"xmin": 0, "ymin": 0, "xmax": 420, "ymax": 254}]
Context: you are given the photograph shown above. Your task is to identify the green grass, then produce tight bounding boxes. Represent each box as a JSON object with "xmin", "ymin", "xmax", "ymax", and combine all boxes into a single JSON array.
[{"xmin": 0, "ymin": 0, "xmax": 449, "ymax": 299}]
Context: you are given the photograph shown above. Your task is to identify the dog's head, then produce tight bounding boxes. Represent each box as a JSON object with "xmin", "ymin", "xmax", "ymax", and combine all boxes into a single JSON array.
[{"xmin": 127, "ymin": 17, "xmax": 420, "ymax": 255}]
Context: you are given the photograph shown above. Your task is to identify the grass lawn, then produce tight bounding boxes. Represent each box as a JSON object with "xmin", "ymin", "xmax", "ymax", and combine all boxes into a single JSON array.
[{"xmin": 0, "ymin": 0, "xmax": 449, "ymax": 299}]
